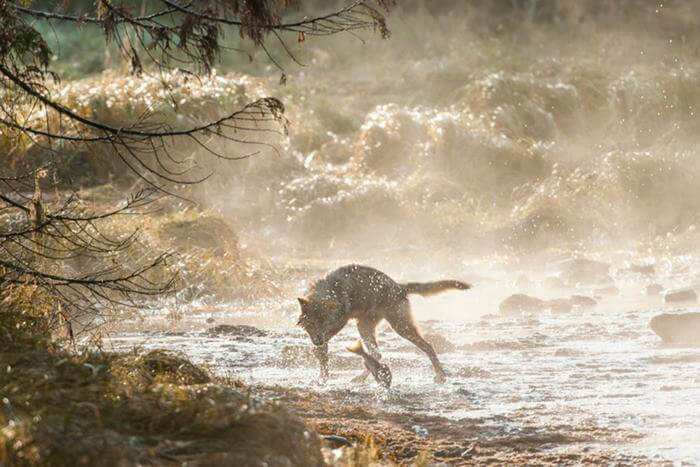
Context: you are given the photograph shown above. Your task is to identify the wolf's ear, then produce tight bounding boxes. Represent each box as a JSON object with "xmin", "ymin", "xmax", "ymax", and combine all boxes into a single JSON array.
[{"xmin": 297, "ymin": 297, "xmax": 309, "ymax": 308}]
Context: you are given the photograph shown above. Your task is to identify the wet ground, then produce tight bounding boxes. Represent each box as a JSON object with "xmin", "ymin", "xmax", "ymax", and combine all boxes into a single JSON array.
[{"xmin": 105, "ymin": 257, "xmax": 700, "ymax": 465}]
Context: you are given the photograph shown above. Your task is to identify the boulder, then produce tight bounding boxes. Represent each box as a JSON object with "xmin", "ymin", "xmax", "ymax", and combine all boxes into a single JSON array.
[
  {"xmin": 649, "ymin": 312, "xmax": 700, "ymax": 343},
  {"xmin": 664, "ymin": 289, "xmax": 697, "ymax": 303},
  {"xmin": 547, "ymin": 298, "xmax": 572, "ymax": 314},
  {"xmin": 570, "ymin": 295, "xmax": 597, "ymax": 308},
  {"xmin": 499, "ymin": 294, "xmax": 546, "ymax": 315}
]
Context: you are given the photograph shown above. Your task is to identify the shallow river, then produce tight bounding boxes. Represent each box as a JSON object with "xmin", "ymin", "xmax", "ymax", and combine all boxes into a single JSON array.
[{"xmin": 106, "ymin": 270, "xmax": 700, "ymax": 464}]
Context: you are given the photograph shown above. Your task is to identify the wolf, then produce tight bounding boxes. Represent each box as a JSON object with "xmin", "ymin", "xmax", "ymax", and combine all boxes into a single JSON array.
[{"xmin": 296, "ymin": 264, "xmax": 471, "ymax": 383}]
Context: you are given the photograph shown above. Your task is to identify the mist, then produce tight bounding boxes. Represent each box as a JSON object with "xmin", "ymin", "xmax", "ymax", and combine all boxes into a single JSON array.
[
  {"xmin": 5, "ymin": 1, "xmax": 700, "ymax": 464},
  {"xmin": 172, "ymin": 3, "xmax": 700, "ymax": 462}
]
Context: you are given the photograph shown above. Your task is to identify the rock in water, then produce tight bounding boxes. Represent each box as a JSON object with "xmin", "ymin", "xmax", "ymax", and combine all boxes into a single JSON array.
[
  {"xmin": 570, "ymin": 295, "xmax": 597, "ymax": 308},
  {"xmin": 649, "ymin": 312, "xmax": 700, "ymax": 343},
  {"xmin": 206, "ymin": 324, "xmax": 267, "ymax": 337},
  {"xmin": 423, "ymin": 333, "xmax": 456, "ymax": 353},
  {"xmin": 547, "ymin": 298, "xmax": 572, "ymax": 314},
  {"xmin": 499, "ymin": 294, "xmax": 546, "ymax": 315},
  {"xmin": 664, "ymin": 289, "xmax": 698, "ymax": 303},
  {"xmin": 646, "ymin": 283, "xmax": 664, "ymax": 296}
]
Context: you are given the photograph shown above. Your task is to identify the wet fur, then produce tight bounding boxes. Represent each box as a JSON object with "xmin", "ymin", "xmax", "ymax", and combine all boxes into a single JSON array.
[{"xmin": 297, "ymin": 264, "xmax": 471, "ymax": 383}]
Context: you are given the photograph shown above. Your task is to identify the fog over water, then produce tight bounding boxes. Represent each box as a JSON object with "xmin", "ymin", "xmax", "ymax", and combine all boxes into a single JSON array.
[{"xmin": 109, "ymin": 2, "xmax": 700, "ymax": 463}]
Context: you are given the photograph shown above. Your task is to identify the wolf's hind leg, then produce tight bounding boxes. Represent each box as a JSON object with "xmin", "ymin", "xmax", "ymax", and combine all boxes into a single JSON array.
[
  {"xmin": 387, "ymin": 299, "xmax": 447, "ymax": 383},
  {"xmin": 351, "ymin": 318, "xmax": 381, "ymax": 383}
]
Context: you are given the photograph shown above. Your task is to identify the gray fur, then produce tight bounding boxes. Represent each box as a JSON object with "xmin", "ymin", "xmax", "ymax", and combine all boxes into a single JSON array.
[{"xmin": 296, "ymin": 264, "xmax": 471, "ymax": 383}]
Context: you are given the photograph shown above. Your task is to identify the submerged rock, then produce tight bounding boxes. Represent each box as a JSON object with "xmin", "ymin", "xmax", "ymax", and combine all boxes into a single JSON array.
[
  {"xmin": 423, "ymin": 333, "xmax": 457, "ymax": 353},
  {"xmin": 646, "ymin": 283, "xmax": 664, "ymax": 296},
  {"xmin": 206, "ymin": 324, "xmax": 267, "ymax": 338},
  {"xmin": 454, "ymin": 366, "xmax": 492, "ymax": 378},
  {"xmin": 664, "ymin": 289, "xmax": 697, "ymax": 303},
  {"xmin": 499, "ymin": 294, "xmax": 546, "ymax": 315},
  {"xmin": 649, "ymin": 312, "xmax": 700, "ymax": 343}
]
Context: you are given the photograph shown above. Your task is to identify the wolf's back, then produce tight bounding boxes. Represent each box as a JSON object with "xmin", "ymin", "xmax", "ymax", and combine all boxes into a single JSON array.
[{"xmin": 401, "ymin": 280, "xmax": 471, "ymax": 297}]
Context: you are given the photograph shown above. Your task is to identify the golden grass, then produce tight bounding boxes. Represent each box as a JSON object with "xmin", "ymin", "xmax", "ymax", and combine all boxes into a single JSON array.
[
  {"xmin": 0, "ymin": 302, "xmax": 323, "ymax": 466},
  {"xmin": 98, "ymin": 207, "xmax": 281, "ymax": 303}
]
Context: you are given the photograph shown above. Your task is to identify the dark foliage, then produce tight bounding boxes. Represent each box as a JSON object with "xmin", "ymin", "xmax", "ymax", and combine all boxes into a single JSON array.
[{"xmin": 0, "ymin": 0, "xmax": 392, "ymax": 335}]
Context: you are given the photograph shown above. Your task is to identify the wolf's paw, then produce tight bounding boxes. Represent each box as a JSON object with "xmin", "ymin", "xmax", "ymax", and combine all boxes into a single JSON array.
[{"xmin": 434, "ymin": 372, "xmax": 447, "ymax": 384}]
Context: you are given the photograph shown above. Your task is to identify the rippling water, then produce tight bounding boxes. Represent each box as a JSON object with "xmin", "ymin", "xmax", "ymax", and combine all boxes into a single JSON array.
[
  {"xmin": 106, "ymin": 258, "xmax": 700, "ymax": 464},
  {"xmin": 104, "ymin": 8, "xmax": 700, "ymax": 462}
]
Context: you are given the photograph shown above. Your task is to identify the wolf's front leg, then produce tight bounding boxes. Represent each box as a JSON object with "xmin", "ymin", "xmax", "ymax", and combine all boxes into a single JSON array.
[{"xmin": 313, "ymin": 343, "xmax": 329, "ymax": 382}]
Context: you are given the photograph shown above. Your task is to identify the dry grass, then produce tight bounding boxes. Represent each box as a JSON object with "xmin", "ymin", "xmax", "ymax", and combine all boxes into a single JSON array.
[
  {"xmin": 109, "ymin": 207, "xmax": 281, "ymax": 303},
  {"xmin": 3, "ymin": 69, "xmax": 272, "ymax": 186},
  {"xmin": 0, "ymin": 302, "xmax": 323, "ymax": 466}
]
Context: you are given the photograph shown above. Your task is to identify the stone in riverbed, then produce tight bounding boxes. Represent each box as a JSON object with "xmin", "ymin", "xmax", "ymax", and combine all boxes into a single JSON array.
[
  {"xmin": 499, "ymin": 294, "xmax": 546, "ymax": 315},
  {"xmin": 547, "ymin": 298, "xmax": 572, "ymax": 314},
  {"xmin": 664, "ymin": 289, "xmax": 697, "ymax": 303},
  {"xmin": 649, "ymin": 312, "xmax": 700, "ymax": 343},
  {"xmin": 206, "ymin": 324, "xmax": 267, "ymax": 337},
  {"xmin": 569, "ymin": 295, "xmax": 597, "ymax": 308}
]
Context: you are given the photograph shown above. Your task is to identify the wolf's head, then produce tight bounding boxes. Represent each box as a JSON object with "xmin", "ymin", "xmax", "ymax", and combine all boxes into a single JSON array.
[{"xmin": 296, "ymin": 296, "xmax": 345, "ymax": 346}]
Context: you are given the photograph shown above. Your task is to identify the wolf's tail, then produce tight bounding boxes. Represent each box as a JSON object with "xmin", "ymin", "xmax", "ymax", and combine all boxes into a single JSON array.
[
  {"xmin": 401, "ymin": 280, "xmax": 471, "ymax": 297},
  {"xmin": 347, "ymin": 340, "xmax": 364, "ymax": 354}
]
